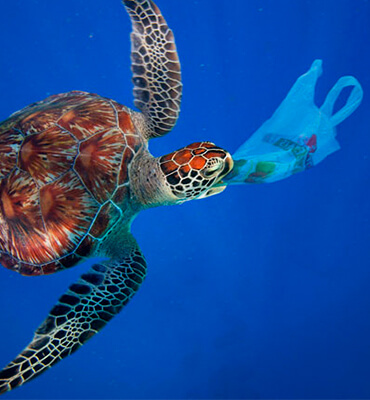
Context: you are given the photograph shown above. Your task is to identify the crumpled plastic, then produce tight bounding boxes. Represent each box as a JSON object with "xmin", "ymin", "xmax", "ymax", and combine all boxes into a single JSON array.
[{"xmin": 223, "ymin": 60, "xmax": 363, "ymax": 185}]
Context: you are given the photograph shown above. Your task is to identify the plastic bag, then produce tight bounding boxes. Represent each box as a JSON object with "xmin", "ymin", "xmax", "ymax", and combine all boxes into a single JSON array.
[{"xmin": 224, "ymin": 60, "xmax": 363, "ymax": 185}]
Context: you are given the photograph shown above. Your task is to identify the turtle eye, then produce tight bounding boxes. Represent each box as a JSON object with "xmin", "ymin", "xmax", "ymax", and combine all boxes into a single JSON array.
[{"xmin": 200, "ymin": 160, "xmax": 223, "ymax": 178}]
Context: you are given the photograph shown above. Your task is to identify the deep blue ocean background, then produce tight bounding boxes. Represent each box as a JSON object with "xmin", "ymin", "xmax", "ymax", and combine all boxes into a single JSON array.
[{"xmin": 0, "ymin": 0, "xmax": 369, "ymax": 398}]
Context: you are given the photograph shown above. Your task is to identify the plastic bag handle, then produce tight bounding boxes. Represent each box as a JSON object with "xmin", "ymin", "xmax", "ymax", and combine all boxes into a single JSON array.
[{"xmin": 320, "ymin": 76, "xmax": 363, "ymax": 127}]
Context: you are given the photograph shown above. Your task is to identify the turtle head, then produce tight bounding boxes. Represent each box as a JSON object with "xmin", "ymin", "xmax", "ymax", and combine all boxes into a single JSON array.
[{"xmin": 159, "ymin": 142, "xmax": 233, "ymax": 203}]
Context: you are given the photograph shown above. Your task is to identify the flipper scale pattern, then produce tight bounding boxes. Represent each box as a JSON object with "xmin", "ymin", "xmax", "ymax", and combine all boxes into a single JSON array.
[
  {"xmin": 123, "ymin": 0, "xmax": 182, "ymax": 137},
  {"xmin": 0, "ymin": 234, "xmax": 147, "ymax": 394}
]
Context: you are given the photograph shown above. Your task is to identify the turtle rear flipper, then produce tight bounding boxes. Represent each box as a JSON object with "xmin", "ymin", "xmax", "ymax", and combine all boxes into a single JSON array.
[
  {"xmin": 0, "ymin": 233, "xmax": 147, "ymax": 394},
  {"xmin": 123, "ymin": 0, "xmax": 182, "ymax": 138}
]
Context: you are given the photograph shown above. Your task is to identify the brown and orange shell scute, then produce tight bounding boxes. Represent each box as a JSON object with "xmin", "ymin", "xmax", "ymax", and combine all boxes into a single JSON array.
[{"xmin": 0, "ymin": 91, "xmax": 144, "ymax": 276}]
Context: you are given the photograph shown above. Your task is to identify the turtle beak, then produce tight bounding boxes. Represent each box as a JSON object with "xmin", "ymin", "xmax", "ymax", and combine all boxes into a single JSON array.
[
  {"xmin": 221, "ymin": 153, "xmax": 234, "ymax": 178},
  {"xmin": 198, "ymin": 153, "xmax": 234, "ymax": 199},
  {"xmin": 197, "ymin": 185, "xmax": 227, "ymax": 199},
  {"xmin": 214, "ymin": 153, "xmax": 234, "ymax": 188}
]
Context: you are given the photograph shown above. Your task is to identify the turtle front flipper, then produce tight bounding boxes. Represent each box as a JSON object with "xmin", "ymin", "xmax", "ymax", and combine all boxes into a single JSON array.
[
  {"xmin": 0, "ymin": 233, "xmax": 146, "ymax": 395},
  {"xmin": 123, "ymin": 0, "xmax": 182, "ymax": 138}
]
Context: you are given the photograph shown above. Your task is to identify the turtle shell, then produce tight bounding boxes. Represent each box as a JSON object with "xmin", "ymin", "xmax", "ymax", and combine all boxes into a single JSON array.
[{"xmin": 0, "ymin": 91, "xmax": 144, "ymax": 276}]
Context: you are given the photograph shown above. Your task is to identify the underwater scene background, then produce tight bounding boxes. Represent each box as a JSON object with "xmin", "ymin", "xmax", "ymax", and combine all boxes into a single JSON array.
[{"xmin": 0, "ymin": 0, "xmax": 369, "ymax": 398}]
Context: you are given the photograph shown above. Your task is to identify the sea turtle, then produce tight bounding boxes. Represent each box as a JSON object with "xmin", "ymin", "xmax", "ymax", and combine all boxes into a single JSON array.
[{"xmin": 0, "ymin": 0, "xmax": 234, "ymax": 394}]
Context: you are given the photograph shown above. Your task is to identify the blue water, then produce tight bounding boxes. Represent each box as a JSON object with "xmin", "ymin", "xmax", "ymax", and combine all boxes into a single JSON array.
[{"xmin": 0, "ymin": 0, "xmax": 369, "ymax": 398}]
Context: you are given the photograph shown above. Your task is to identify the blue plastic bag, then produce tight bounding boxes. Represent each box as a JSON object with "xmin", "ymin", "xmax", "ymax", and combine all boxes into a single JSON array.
[{"xmin": 224, "ymin": 60, "xmax": 363, "ymax": 185}]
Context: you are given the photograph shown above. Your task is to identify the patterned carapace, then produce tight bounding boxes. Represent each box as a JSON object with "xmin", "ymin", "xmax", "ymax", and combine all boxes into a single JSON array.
[
  {"xmin": 159, "ymin": 142, "xmax": 233, "ymax": 199},
  {"xmin": 0, "ymin": 91, "xmax": 143, "ymax": 276}
]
